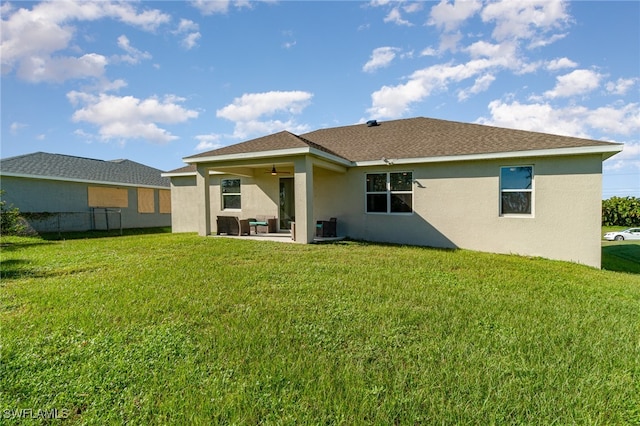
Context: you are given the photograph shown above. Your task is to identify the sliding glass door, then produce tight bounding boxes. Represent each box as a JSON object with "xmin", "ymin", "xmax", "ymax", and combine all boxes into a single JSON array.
[{"xmin": 279, "ymin": 178, "xmax": 295, "ymax": 230}]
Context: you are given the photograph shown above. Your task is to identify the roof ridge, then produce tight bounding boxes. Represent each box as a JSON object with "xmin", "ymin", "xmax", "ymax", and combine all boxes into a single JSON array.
[
  {"xmin": 294, "ymin": 133, "xmax": 349, "ymax": 161},
  {"xmin": 1, "ymin": 151, "xmax": 169, "ymax": 187},
  {"xmin": 3, "ymin": 152, "xmax": 109, "ymax": 163}
]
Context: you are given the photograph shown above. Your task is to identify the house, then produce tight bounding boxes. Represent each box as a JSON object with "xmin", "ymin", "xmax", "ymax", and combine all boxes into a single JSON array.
[
  {"xmin": 0, "ymin": 152, "xmax": 171, "ymax": 233},
  {"xmin": 163, "ymin": 117, "xmax": 622, "ymax": 268}
]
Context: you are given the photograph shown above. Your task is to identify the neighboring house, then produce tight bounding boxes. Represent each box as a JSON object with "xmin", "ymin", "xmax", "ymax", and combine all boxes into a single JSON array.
[
  {"xmin": 0, "ymin": 152, "xmax": 171, "ymax": 233},
  {"xmin": 163, "ymin": 117, "xmax": 622, "ymax": 268}
]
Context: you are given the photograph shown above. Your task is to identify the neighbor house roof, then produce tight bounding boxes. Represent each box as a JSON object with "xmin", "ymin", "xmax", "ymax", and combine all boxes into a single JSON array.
[
  {"xmin": 172, "ymin": 117, "xmax": 622, "ymax": 172},
  {"xmin": 0, "ymin": 152, "xmax": 169, "ymax": 188}
]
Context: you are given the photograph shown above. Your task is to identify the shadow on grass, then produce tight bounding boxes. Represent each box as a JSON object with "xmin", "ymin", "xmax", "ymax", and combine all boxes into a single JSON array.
[
  {"xmin": 602, "ymin": 243, "xmax": 640, "ymax": 274},
  {"xmin": 0, "ymin": 258, "xmax": 34, "ymax": 280},
  {"xmin": 0, "ymin": 240, "xmax": 54, "ymax": 252},
  {"xmin": 40, "ymin": 227, "xmax": 172, "ymax": 241}
]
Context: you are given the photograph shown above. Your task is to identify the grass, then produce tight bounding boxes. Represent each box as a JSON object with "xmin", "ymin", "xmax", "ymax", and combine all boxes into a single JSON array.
[
  {"xmin": 1, "ymin": 232, "xmax": 639, "ymax": 424},
  {"xmin": 601, "ymin": 226, "xmax": 640, "ymax": 274}
]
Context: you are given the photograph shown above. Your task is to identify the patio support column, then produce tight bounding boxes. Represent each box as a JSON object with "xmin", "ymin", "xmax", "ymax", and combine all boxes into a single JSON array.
[
  {"xmin": 294, "ymin": 156, "xmax": 314, "ymax": 243},
  {"xmin": 195, "ymin": 164, "xmax": 211, "ymax": 236}
]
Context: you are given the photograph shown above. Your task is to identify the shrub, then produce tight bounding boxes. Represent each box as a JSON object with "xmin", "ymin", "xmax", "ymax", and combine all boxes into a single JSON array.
[
  {"xmin": 602, "ymin": 196, "xmax": 640, "ymax": 226},
  {"xmin": 0, "ymin": 190, "xmax": 25, "ymax": 235}
]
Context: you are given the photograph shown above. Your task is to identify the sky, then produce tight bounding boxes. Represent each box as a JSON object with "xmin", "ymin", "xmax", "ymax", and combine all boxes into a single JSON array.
[{"xmin": 1, "ymin": 0, "xmax": 639, "ymax": 198}]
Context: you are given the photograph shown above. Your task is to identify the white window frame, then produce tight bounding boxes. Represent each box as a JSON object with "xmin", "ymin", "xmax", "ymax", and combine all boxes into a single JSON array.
[
  {"xmin": 365, "ymin": 171, "xmax": 413, "ymax": 214},
  {"xmin": 221, "ymin": 178, "xmax": 241, "ymax": 210},
  {"xmin": 499, "ymin": 165, "xmax": 534, "ymax": 217}
]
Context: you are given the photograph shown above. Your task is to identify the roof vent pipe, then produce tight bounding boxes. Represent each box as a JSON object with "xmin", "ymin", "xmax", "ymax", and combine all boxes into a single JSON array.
[{"xmin": 366, "ymin": 120, "xmax": 379, "ymax": 127}]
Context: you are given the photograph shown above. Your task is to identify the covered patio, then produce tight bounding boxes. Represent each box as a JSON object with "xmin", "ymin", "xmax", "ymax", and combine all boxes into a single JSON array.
[
  {"xmin": 212, "ymin": 231, "xmax": 345, "ymax": 244},
  {"xmin": 184, "ymin": 132, "xmax": 350, "ymax": 244}
]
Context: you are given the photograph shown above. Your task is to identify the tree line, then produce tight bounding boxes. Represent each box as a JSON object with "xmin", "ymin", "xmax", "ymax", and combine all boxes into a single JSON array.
[{"xmin": 601, "ymin": 196, "xmax": 640, "ymax": 227}]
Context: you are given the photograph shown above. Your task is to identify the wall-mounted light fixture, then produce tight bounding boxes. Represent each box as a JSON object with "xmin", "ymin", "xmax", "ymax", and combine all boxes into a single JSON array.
[{"xmin": 382, "ymin": 157, "xmax": 394, "ymax": 165}]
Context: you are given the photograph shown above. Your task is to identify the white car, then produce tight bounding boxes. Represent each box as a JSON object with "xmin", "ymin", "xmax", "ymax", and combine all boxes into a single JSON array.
[{"xmin": 603, "ymin": 228, "xmax": 640, "ymax": 241}]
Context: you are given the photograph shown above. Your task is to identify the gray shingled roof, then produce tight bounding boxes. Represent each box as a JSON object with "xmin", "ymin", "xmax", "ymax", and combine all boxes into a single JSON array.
[
  {"xmin": 181, "ymin": 117, "xmax": 620, "ymax": 168},
  {"xmin": 0, "ymin": 152, "xmax": 169, "ymax": 188}
]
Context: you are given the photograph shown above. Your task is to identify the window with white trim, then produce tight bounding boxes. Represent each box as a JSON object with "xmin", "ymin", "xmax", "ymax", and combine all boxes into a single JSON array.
[
  {"xmin": 221, "ymin": 178, "xmax": 241, "ymax": 210},
  {"xmin": 366, "ymin": 172, "xmax": 413, "ymax": 213},
  {"xmin": 500, "ymin": 166, "xmax": 533, "ymax": 215}
]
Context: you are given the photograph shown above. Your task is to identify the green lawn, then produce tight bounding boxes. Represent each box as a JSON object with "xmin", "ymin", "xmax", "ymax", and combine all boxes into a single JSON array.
[
  {"xmin": 1, "ymin": 232, "xmax": 639, "ymax": 424},
  {"xmin": 602, "ymin": 226, "xmax": 640, "ymax": 273}
]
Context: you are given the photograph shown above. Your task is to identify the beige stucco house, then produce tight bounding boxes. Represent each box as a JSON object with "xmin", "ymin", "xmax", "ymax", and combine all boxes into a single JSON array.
[{"xmin": 163, "ymin": 117, "xmax": 622, "ymax": 268}]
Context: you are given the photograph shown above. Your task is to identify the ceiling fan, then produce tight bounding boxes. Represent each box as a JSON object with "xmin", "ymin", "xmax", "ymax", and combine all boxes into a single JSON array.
[{"xmin": 265, "ymin": 165, "xmax": 291, "ymax": 176}]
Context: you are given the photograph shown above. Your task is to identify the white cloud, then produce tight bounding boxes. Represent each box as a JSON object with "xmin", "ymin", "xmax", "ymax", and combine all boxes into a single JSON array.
[
  {"xmin": 190, "ymin": 0, "xmax": 252, "ymax": 15},
  {"xmin": 478, "ymin": 100, "xmax": 640, "ymax": 138},
  {"xmin": 368, "ymin": 58, "xmax": 508, "ymax": 118},
  {"xmin": 182, "ymin": 32, "xmax": 202, "ymax": 50},
  {"xmin": 101, "ymin": 3, "xmax": 172, "ymax": 31},
  {"xmin": 427, "ymin": 0, "xmax": 481, "ymax": 52},
  {"xmin": 10, "ymin": 122, "xmax": 27, "ymax": 135},
  {"xmin": 67, "ymin": 92, "xmax": 199, "ymax": 144},
  {"xmin": 1, "ymin": 1, "xmax": 170, "ymax": 83},
  {"xmin": 546, "ymin": 57, "xmax": 577, "ymax": 71},
  {"xmin": 174, "ymin": 19, "xmax": 201, "ymax": 50},
  {"xmin": 195, "ymin": 134, "xmax": 223, "ymax": 151},
  {"xmin": 282, "ymin": 40, "xmax": 297, "ymax": 49},
  {"xmin": 191, "ymin": 0, "xmax": 231, "ymax": 15},
  {"xmin": 369, "ymin": 0, "xmax": 392, "ymax": 6},
  {"xmin": 481, "ymin": 0, "xmax": 570, "ymax": 44},
  {"xmin": 18, "ymin": 53, "xmax": 108, "ymax": 83},
  {"xmin": 384, "ymin": 7, "xmax": 413, "ymax": 26},
  {"xmin": 420, "ymin": 47, "xmax": 438, "ymax": 57},
  {"xmin": 216, "ymin": 91, "xmax": 313, "ymax": 139},
  {"xmin": 458, "ymin": 73, "xmax": 495, "ymax": 101},
  {"xmin": 177, "ymin": 19, "xmax": 199, "ymax": 33},
  {"xmin": 216, "ymin": 91, "xmax": 312, "ymax": 122},
  {"xmin": 582, "ymin": 103, "xmax": 640, "ymax": 136},
  {"xmin": 478, "ymin": 100, "xmax": 587, "ymax": 137},
  {"xmin": 363, "ymin": 47, "xmax": 400, "ymax": 73},
  {"xmin": 606, "ymin": 78, "xmax": 638, "ymax": 96},
  {"xmin": 231, "ymin": 119, "xmax": 311, "ymax": 140},
  {"xmin": 464, "ymin": 40, "xmax": 521, "ymax": 69},
  {"xmin": 368, "ymin": 1, "xmax": 576, "ymax": 117},
  {"xmin": 403, "ymin": 3, "xmax": 423, "ymax": 14},
  {"xmin": 115, "ymin": 35, "xmax": 152, "ymax": 64},
  {"xmin": 465, "ymin": 40, "xmax": 502, "ymax": 58},
  {"xmin": 0, "ymin": 2, "xmax": 13, "ymax": 16},
  {"xmin": 438, "ymin": 31, "xmax": 464, "ymax": 53},
  {"xmin": 604, "ymin": 142, "xmax": 640, "ymax": 172},
  {"xmin": 281, "ymin": 30, "xmax": 297, "ymax": 49},
  {"xmin": 428, "ymin": 0, "xmax": 482, "ymax": 32},
  {"xmin": 543, "ymin": 69, "xmax": 601, "ymax": 99}
]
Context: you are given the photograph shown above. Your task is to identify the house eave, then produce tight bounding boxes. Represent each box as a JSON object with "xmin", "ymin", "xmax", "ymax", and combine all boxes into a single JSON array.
[
  {"xmin": 0, "ymin": 172, "xmax": 170, "ymax": 189},
  {"xmin": 161, "ymin": 170, "xmax": 224, "ymax": 178},
  {"xmin": 184, "ymin": 147, "xmax": 311, "ymax": 164},
  {"xmin": 184, "ymin": 147, "xmax": 353, "ymax": 168},
  {"xmin": 172, "ymin": 144, "xmax": 622, "ymax": 174},
  {"xmin": 354, "ymin": 145, "xmax": 624, "ymax": 167}
]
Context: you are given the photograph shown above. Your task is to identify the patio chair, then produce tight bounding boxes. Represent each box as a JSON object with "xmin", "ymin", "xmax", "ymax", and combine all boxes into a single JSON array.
[
  {"xmin": 247, "ymin": 218, "xmax": 269, "ymax": 234},
  {"xmin": 217, "ymin": 216, "xmax": 250, "ymax": 236},
  {"xmin": 316, "ymin": 217, "xmax": 337, "ymax": 238}
]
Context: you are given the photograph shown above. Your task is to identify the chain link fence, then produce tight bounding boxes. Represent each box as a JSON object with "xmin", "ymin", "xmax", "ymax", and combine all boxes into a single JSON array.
[{"xmin": 21, "ymin": 208, "xmax": 122, "ymax": 236}]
